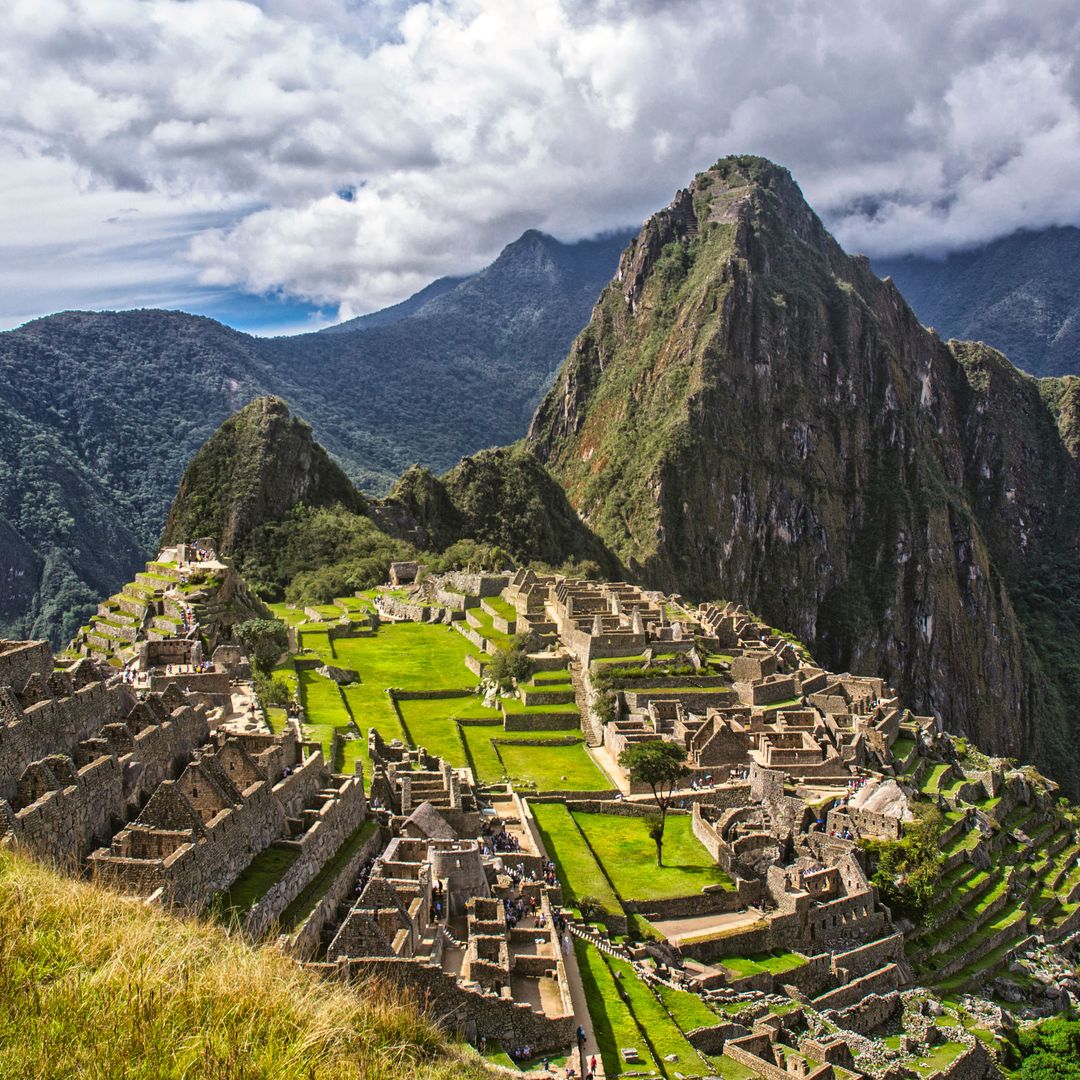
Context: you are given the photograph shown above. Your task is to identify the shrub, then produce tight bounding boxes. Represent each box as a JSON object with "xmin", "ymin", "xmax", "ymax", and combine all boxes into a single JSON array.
[
  {"xmin": 486, "ymin": 640, "xmax": 534, "ymax": 689},
  {"xmin": 859, "ymin": 803, "xmax": 945, "ymax": 923},
  {"xmin": 233, "ymin": 618, "xmax": 288, "ymax": 672}
]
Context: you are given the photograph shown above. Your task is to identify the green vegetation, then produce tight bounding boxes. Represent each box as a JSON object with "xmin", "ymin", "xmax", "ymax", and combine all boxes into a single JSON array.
[
  {"xmin": 605, "ymin": 955, "xmax": 709, "ymax": 1076},
  {"xmin": 860, "ymin": 804, "xmax": 945, "ymax": 923},
  {"xmin": 573, "ymin": 812, "xmax": 734, "ymax": 900},
  {"xmin": 617, "ymin": 740, "xmax": 689, "ymax": 866},
  {"xmin": 573, "ymin": 939, "xmax": 659, "ymax": 1077},
  {"xmin": 215, "ymin": 845, "xmax": 299, "ymax": 920},
  {"xmin": 485, "ymin": 635, "xmax": 534, "ymax": 688},
  {"xmin": 716, "ymin": 950, "xmax": 805, "ymax": 978},
  {"xmin": 496, "ymin": 741, "xmax": 609, "ymax": 792},
  {"xmin": 531, "ymin": 803, "xmax": 621, "ymax": 917},
  {"xmin": 279, "ymin": 820, "xmax": 379, "ymax": 931},
  {"xmin": 0, "ymin": 848, "xmax": 485, "ymax": 1080},
  {"xmin": 1001, "ymin": 1015, "xmax": 1080, "ymax": 1078},
  {"xmin": 233, "ymin": 617, "xmax": 289, "ymax": 671}
]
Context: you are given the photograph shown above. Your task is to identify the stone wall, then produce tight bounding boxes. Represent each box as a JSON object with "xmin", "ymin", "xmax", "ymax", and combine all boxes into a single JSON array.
[
  {"xmin": 91, "ymin": 778, "xmax": 287, "ymax": 911},
  {"xmin": 6, "ymin": 754, "xmax": 124, "ymax": 863},
  {"xmin": 0, "ymin": 640, "xmax": 51, "ymax": 691},
  {"xmin": 271, "ymin": 751, "xmax": 328, "ymax": 819},
  {"xmin": 830, "ymin": 933, "xmax": 904, "ymax": 979},
  {"xmin": 393, "ymin": 689, "xmax": 474, "ymax": 702},
  {"xmin": 501, "ymin": 711, "xmax": 579, "ymax": 732},
  {"xmin": 280, "ymin": 823, "xmax": 385, "ymax": 960},
  {"xmin": 243, "ymin": 777, "xmax": 367, "ymax": 939},
  {"xmin": 331, "ymin": 956, "xmax": 574, "ymax": 1053},
  {"xmin": 622, "ymin": 885, "xmax": 744, "ymax": 920},
  {"xmin": 812, "ymin": 964, "xmax": 900, "ymax": 1011},
  {"xmin": 724, "ymin": 1034, "xmax": 834, "ymax": 1080},
  {"xmin": 441, "ymin": 572, "xmax": 510, "ymax": 598},
  {"xmin": 827, "ymin": 991, "xmax": 901, "ymax": 1035},
  {"xmin": 0, "ymin": 678, "xmax": 133, "ymax": 802}
]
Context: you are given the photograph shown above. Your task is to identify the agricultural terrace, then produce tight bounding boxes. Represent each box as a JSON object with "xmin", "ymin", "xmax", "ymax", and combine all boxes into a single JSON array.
[
  {"xmin": 573, "ymin": 939, "xmax": 762, "ymax": 1079},
  {"xmin": 269, "ymin": 601, "xmax": 612, "ymax": 790},
  {"xmin": 532, "ymin": 804, "xmax": 734, "ymax": 930}
]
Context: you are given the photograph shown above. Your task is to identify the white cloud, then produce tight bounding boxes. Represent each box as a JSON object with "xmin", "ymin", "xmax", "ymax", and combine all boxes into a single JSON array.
[{"xmin": 2, "ymin": 0, "xmax": 1080, "ymax": 320}]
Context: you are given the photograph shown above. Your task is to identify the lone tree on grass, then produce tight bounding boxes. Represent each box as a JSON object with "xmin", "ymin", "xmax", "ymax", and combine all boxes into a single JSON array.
[{"xmin": 618, "ymin": 740, "xmax": 689, "ymax": 867}]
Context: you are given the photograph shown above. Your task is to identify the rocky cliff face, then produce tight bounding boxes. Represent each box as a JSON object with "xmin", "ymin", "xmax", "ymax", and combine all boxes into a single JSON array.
[
  {"xmin": 530, "ymin": 155, "xmax": 1080, "ymax": 792},
  {"xmin": 162, "ymin": 396, "xmax": 364, "ymax": 556}
]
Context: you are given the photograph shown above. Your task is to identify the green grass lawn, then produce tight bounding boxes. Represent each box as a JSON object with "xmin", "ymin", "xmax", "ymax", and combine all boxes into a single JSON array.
[
  {"xmin": 891, "ymin": 735, "xmax": 915, "ymax": 761},
  {"xmin": 297, "ymin": 669, "xmax": 352, "ymax": 758},
  {"xmin": 605, "ymin": 955, "xmax": 709, "ymax": 1076},
  {"xmin": 574, "ymin": 940, "xmax": 659, "ymax": 1077},
  {"xmin": 532, "ymin": 803, "xmax": 622, "ymax": 917},
  {"xmin": 498, "ymin": 742, "xmax": 610, "ymax": 792},
  {"xmin": 482, "ymin": 596, "xmax": 518, "ymax": 621},
  {"xmin": 466, "ymin": 608, "xmax": 515, "ymax": 649},
  {"xmin": 706, "ymin": 1055, "xmax": 758, "ymax": 1079},
  {"xmin": 500, "ymin": 696, "xmax": 579, "ymax": 717},
  {"xmin": 287, "ymin": 620, "xmax": 480, "ymax": 775},
  {"xmin": 216, "ymin": 845, "xmax": 299, "ymax": 920},
  {"xmin": 265, "ymin": 706, "xmax": 289, "ymax": 734},
  {"xmin": 921, "ymin": 762, "xmax": 952, "ymax": 795},
  {"xmin": 908, "ymin": 1042, "xmax": 966, "ymax": 1076},
  {"xmin": 655, "ymin": 982, "xmax": 719, "ymax": 1033},
  {"xmin": 531, "ymin": 669, "xmax": 571, "ymax": 684},
  {"xmin": 717, "ymin": 950, "xmax": 805, "ymax": 978},
  {"xmin": 396, "ymin": 696, "xmax": 501, "ymax": 768},
  {"xmin": 572, "ymin": 812, "xmax": 734, "ymax": 900}
]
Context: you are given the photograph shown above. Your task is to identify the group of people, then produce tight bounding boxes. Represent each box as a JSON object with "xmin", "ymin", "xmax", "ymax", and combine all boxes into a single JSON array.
[
  {"xmin": 482, "ymin": 821, "xmax": 521, "ymax": 854},
  {"xmin": 351, "ymin": 857, "xmax": 375, "ymax": 897},
  {"xmin": 164, "ymin": 660, "xmax": 213, "ymax": 676}
]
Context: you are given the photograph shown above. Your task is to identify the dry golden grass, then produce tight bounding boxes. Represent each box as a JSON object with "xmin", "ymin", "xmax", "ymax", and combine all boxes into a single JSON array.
[{"xmin": 0, "ymin": 849, "xmax": 492, "ymax": 1079}]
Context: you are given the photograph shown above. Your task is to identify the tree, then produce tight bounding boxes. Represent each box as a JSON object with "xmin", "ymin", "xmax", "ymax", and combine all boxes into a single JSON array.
[
  {"xmin": 233, "ymin": 618, "xmax": 288, "ymax": 672},
  {"xmin": 486, "ymin": 638, "xmax": 534, "ymax": 689},
  {"xmin": 617, "ymin": 741, "xmax": 689, "ymax": 867}
]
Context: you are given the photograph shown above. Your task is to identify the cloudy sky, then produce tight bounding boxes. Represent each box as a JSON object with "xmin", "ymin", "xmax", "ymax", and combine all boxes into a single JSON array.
[{"xmin": 2, "ymin": 0, "xmax": 1079, "ymax": 333}]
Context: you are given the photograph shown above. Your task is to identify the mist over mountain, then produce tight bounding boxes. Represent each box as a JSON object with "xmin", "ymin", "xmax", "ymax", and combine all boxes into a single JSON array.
[{"xmin": 875, "ymin": 227, "xmax": 1080, "ymax": 378}]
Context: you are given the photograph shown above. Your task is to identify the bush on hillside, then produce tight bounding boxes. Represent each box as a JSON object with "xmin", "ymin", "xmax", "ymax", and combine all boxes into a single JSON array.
[
  {"xmin": 858, "ymin": 803, "xmax": 945, "ymax": 924},
  {"xmin": 232, "ymin": 618, "xmax": 288, "ymax": 672},
  {"xmin": 424, "ymin": 538, "xmax": 512, "ymax": 574}
]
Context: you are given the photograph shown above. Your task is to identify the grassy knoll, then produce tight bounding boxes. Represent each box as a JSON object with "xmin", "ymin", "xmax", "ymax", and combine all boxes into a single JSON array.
[
  {"xmin": 573, "ymin": 940, "xmax": 659, "ymax": 1076},
  {"xmin": 531, "ymin": 803, "xmax": 622, "ymax": 917},
  {"xmin": 572, "ymin": 812, "xmax": 734, "ymax": 899},
  {"xmin": 397, "ymin": 697, "xmax": 501, "ymax": 767},
  {"xmin": 654, "ymin": 982, "xmax": 719, "ymax": 1033},
  {"xmin": 0, "ymin": 850, "xmax": 486, "ymax": 1080},
  {"xmin": 498, "ymin": 742, "xmax": 610, "ymax": 792},
  {"xmin": 290, "ymin": 620, "xmax": 480, "ymax": 774},
  {"xmin": 297, "ymin": 669, "xmax": 352, "ymax": 757},
  {"xmin": 716, "ymin": 950, "xmax": 805, "ymax": 978}
]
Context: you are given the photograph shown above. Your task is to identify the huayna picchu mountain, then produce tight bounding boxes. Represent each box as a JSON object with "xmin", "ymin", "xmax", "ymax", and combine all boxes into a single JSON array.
[{"xmin": 529, "ymin": 155, "xmax": 1080, "ymax": 795}]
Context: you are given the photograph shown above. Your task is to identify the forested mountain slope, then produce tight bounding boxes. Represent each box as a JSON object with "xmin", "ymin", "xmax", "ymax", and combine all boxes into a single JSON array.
[
  {"xmin": 876, "ymin": 227, "xmax": 1080, "ymax": 378},
  {"xmin": 0, "ymin": 229, "xmax": 628, "ymax": 644}
]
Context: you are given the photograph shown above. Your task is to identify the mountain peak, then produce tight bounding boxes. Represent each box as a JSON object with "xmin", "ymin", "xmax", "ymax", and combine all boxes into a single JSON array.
[{"xmin": 161, "ymin": 396, "xmax": 363, "ymax": 556}]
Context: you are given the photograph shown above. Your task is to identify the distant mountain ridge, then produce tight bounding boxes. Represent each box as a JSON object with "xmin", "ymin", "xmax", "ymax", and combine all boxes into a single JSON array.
[
  {"xmin": 875, "ymin": 226, "xmax": 1080, "ymax": 377},
  {"xmin": 0, "ymin": 227, "xmax": 631, "ymax": 644}
]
